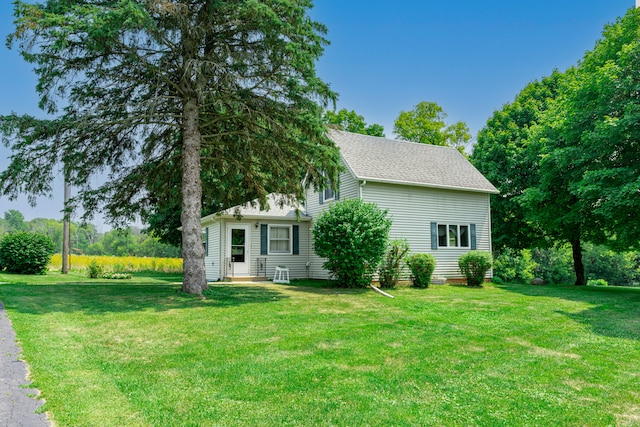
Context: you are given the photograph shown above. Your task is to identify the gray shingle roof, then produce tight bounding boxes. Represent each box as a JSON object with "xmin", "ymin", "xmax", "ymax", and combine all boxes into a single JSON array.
[
  {"xmin": 201, "ymin": 194, "xmax": 310, "ymax": 224},
  {"xmin": 329, "ymin": 129, "xmax": 498, "ymax": 194}
]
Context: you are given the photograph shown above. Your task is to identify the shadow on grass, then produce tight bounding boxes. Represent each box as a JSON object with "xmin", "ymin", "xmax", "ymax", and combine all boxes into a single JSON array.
[
  {"xmin": 496, "ymin": 282, "xmax": 640, "ymax": 341},
  {"xmin": 203, "ymin": 285, "xmax": 288, "ymax": 306},
  {"xmin": 0, "ymin": 283, "xmax": 287, "ymax": 315},
  {"xmin": 283, "ymin": 284, "xmax": 369, "ymax": 296}
]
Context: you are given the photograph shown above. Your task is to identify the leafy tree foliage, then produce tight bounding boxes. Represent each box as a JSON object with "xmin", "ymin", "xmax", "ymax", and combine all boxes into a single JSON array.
[
  {"xmin": 0, "ymin": 232, "xmax": 55, "ymax": 274},
  {"xmin": 393, "ymin": 101, "xmax": 471, "ymax": 151},
  {"xmin": 551, "ymin": 7, "xmax": 640, "ymax": 251},
  {"xmin": 3, "ymin": 210, "xmax": 28, "ymax": 232},
  {"xmin": 0, "ymin": 210, "xmax": 180, "ymax": 258},
  {"xmin": 521, "ymin": 8, "xmax": 640, "ymax": 285},
  {"xmin": 472, "ymin": 72, "xmax": 563, "ymax": 251},
  {"xmin": 323, "ymin": 109, "xmax": 385, "ymax": 137},
  {"xmin": 312, "ymin": 199, "xmax": 391, "ymax": 288},
  {"xmin": 1, "ymin": 1, "xmax": 339, "ymax": 295},
  {"xmin": 492, "ymin": 248, "xmax": 536, "ymax": 284},
  {"xmin": 474, "ymin": 7, "xmax": 640, "ymax": 286}
]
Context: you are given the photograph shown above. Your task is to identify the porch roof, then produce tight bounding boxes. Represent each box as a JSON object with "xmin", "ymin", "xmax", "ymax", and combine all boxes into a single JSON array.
[{"xmin": 201, "ymin": 194, "xmax": 310, "ymax": 225}]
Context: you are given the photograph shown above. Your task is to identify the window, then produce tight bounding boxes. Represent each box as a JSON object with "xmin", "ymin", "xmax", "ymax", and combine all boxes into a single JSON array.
[
  {"xmin": 437, "ymin": 224, "xmax": 470, "ymax": 248},
  {"xmin": 323, "ymin": 185, "xmax": 336, "ymax": 202},
  {"xmin": 319, "ymin": 171, "xmax": 338, "ymax": 204},
  {"xmin": 203, "ymin": 227, "xmax": 209, "ymax": 256},
  {"xmin": 269, "ymin": 225, "xmax": 292, "ymax": 254}
]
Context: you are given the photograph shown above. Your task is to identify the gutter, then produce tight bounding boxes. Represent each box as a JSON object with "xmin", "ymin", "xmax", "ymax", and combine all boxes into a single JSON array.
[{"xmin": 359, "ymin": 180, "xmax": 367, "ymax": 199}]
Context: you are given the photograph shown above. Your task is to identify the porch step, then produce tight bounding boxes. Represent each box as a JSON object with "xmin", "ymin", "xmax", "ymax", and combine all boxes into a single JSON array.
[{"xmin": 223, "ymin": 276, "xmax": 269, "ymax": 283}]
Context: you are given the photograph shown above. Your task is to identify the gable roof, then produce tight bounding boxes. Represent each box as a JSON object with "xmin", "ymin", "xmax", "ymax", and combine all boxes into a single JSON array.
[
  {"xmin": 328, "ymin": 129, "xmax": 498, "ymax": 194},
  {"xmin": 201, "ymin": 194, "xmax": 310, "ymax": 225}
]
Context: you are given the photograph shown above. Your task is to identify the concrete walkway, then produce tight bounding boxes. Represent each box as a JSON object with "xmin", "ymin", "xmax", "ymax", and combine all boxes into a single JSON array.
[{"xmin": 0, "ymin": 301, "xmax": 51, "ymax": 427}]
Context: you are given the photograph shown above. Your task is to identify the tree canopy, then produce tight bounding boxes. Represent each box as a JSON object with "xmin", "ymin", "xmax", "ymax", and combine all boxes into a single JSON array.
[
  {"xmin": 472, "ymin": 71, "xmax": 564, "ymax": 252},
  {"xmin": 323, "ymin": 108, "xmax": 385, "ymax": 137},
  {"xmin": 472, "ymin": 7, "xmax": 640, "ymax": 286},
  {"xmin": 393, "ymin": 101, "xmax": 471, "ymax": 151},
  {"xmin": 1, "ymin": 0, "xmax": 340, "ymax": 294}
]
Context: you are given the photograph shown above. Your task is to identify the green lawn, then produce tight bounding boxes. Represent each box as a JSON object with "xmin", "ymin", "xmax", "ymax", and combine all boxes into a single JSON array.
[{"xmin": 0, "ymin": 275, "xmax": 639, "ymax": 426}]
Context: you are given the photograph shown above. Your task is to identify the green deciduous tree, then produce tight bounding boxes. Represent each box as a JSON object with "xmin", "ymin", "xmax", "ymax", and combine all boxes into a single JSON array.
[
  {"xmin": 4, "ymin": 210, "xmax": 28, "ymax": 233},
  {"xmin": 0, "ymin": 0, "xmax": 339, "ymax": 294},
  {"xmin": 521, "ymin": 8, "xmax": 640, "ymax": 286},
  {"xmin": 312, "ymin": 199, "xmax": 391, "ymax": 288},
  {"xmin": 323, "ymin": 108, "xmax": 385, "ymax": 137},
  {"xmin": 473, "ymin": 7, "xmax": 640, "ymax": 286},
  {"xmin": 554, "ymin": 7, "xmax": 640, "ymax": 251},
  {"xmin": 472, "ymin": 72, "xmax": 564, "ymax": 251},
  {"xmin": 393, "ymin": 101, "xmax": 471, "ymax": 151}
]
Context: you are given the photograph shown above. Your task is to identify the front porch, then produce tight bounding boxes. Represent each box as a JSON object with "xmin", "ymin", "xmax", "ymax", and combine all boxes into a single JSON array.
[
  {"xmin": 223, "ymin": 256, "xmax": 268, "ymax": 282},
  {"xmin": 222, "ymin": 275, "xmax": 269, "ymax": 282}
]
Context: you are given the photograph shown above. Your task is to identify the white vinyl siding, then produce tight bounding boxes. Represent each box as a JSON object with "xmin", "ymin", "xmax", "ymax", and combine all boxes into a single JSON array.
[
  {"xmin": 251, "ymin": 220, "xmax": 311, "ymax": 279},
  {"xmin": 361, "ymin": 182, "xmax": 492, "ymax": 279},
  {"xmin": 305, "ymin": 159, "xmax": 359, "ymax": 218},
  {"xmin": 306, "ymin": 161, "xmax": 360, "ymax": 279},
  {"xmin": 204, "ymin": 222, "xmax": 221, "ymax": 281}
]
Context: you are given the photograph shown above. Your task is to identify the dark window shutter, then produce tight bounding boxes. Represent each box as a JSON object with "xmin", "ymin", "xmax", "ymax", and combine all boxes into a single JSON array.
[
  {"xmin": 335, "ymin": 182, "xmax": 340, "ymax": 200},
  {"xmin": 470, "ymin": 224, "xmax": 477, "ymax": 250},
  {"xmin": 261, "ymin": 224, "xmax": 268, "ymax": 255},
  {"xmin": 293, "ymin": 225, "xmax": 299, "ymax": 255},
  {"xmin": 431, "ymin": 222, "xmax": 438, "ymax": 250},
  {"xmin": 319, "ymin": 190, "xmax": 324, "ymax": 205},
  {"xmin": 205, "ymin": 227, "xmax": 209, "ymax": 256}
]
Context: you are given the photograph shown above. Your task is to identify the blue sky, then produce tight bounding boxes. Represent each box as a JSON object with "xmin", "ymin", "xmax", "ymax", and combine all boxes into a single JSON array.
[{"xmin": 0, "ymin": 0, "xmax": 635, "ymax": 227}]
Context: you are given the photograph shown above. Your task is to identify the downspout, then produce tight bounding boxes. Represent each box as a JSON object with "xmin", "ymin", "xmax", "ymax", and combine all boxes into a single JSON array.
[
  {"xmin": 306, "ymin": 202, "xmax": 311, "ymax": 279},
  {"xmin": 359, "ymin": 180, "xmax": 367, "ymax": 199}
]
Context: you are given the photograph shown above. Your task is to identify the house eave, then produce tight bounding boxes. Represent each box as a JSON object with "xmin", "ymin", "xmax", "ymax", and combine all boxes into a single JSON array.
[
  {"xmin": 201, "ymin": 213, "xmax": 312, "ymax": 226},
  {"xmin": 356, "ymin": 176, "xmax": 500, "ymax": 194}
]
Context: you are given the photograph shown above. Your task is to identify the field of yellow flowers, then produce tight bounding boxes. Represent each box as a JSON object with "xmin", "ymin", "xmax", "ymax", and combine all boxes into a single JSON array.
[{"xmin": 50, "ymin": 254, "xmax": 182, "ymax": 273}]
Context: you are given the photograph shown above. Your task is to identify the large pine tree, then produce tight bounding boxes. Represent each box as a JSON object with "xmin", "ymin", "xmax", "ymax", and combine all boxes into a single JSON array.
[{"xmin": 0, "ymin": 0, "xmax": 340, "ymax": 294}]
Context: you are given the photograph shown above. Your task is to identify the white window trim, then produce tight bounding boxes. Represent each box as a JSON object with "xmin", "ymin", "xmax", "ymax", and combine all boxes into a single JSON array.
[
  {"xmin": 323, "ymin": 186, "xmax": 336, "ymax": 203},
  {"xmin": 268, "ymin": 225, "xmax": 293, "ymax": 255},
  {"xmin": 322, "ymin": 171, "xmax": 337, "ymax": 203},
  {"xmin": 437, "ymin": 223, "xmax": 471, "ymax": 249}
]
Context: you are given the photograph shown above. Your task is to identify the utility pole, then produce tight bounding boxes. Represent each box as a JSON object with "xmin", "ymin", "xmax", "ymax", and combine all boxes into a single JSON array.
[{"xmin": 62, "ymin": 179, "xmax": 70, "ymax": 274}]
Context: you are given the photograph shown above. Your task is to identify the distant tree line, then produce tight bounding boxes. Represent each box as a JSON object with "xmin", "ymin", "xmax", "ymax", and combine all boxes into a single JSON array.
[
  {"xmin": 323, "ymin": 101, "xmax": 472, "ymax": 153},
  {"xmin": 0, "ymin": 210, "xmax": 180, "ymax": 258}
]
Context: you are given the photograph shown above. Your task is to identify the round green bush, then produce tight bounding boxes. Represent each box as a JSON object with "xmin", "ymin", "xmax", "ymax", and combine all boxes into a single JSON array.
[
  {"xmin": 313, "ymin": 199, "xmax": 391, "ymax": 288},
  {"xmin": 0, "ymin": 232, "xmax": 56, "ymax": 274},
  {"xmin": 458, "ymin": 250, "xmax": 493, "ymax": 286},
  {"xmin": 406, "ymin": 253, "xmax": 436, "ymax": 288},
  {"xmin": 587, "ymin": 278, "xmax": 608, "ymax": 287}
]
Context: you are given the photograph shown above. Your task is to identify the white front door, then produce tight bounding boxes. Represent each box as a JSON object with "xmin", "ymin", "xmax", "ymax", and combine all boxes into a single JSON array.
[{"xmin": 227, "ymin": 224, "xmax": 250, "ymax": 276}]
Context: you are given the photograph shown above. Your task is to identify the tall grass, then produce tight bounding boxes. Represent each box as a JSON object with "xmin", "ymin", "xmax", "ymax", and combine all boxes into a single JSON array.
[{"xmin": 49, "ymin": 254, "xmax": 182, "ymax": 273}]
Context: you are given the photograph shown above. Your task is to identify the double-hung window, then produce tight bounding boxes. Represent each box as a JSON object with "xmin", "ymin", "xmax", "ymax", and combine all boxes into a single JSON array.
[
  {"xmin": 323, "ymin": 185, "xmax": 336, "ymax": 202},
  {"xmin": 437, "ymin": 224, "xmax": 470, "ymax": 248},
  {"xmin": 319, "ymin": 171, "xmax": 338, "ymax": 204},
  {"xmin": 269, "ymin": 225, "xmax": 292, "ymax": 254}
]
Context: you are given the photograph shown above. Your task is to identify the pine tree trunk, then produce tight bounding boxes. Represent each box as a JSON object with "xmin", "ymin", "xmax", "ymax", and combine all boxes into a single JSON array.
[
  {"xmin": 181, "ymin": 96, "xmax": 207, "ymax": 295},
  {"xmin": 570, "ymin": 236, "xmax": 586, "ymax": 286}
]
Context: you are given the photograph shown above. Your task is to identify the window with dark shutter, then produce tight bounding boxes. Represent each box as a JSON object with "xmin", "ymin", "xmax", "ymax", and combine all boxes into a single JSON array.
[
  {"xmin": 293, "ymin": 225, "xmax": 299, "ymax": 255},
  {"xmin": 260, "ymin": 224, "xmax": 268, "ymax": 255}
]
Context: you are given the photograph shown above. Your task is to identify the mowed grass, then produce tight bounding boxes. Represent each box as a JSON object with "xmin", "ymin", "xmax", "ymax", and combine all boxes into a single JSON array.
[{"xmin": 0, "ymin": 277, "xmax": 639, "ymax": 426}]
